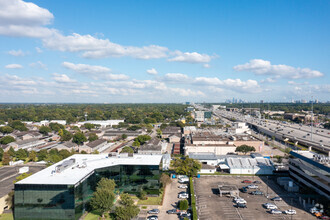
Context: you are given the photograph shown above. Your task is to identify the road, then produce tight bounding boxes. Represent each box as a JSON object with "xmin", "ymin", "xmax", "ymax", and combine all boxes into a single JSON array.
[{"xmin": 212, "ymin": 108, "xmax": 330, "ymax": 154}]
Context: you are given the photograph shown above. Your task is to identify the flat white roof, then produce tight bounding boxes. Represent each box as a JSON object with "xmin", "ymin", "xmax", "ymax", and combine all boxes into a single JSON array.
[{"xmin": 16, "ymin": 154, "xmax": 162, "ymax": 185}]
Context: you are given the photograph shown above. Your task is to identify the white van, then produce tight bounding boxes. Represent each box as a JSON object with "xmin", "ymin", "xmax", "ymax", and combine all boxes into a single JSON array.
[{"xmin": 178, "ymin": 177, "xmax": 189, "ymax": 183}]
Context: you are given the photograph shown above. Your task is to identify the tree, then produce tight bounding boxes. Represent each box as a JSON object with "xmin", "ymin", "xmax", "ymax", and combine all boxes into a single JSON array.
[
  {"xmin": 324, "ymin": 122, "xmax": 330, "ymax": 129},
  {"xmin": 0, "ymin": 126, "xmax": 14, "ymax": 134},
  {"xmin": 132, "ymin": 140, "xmax": 140, "ymax": 147},
  {"xmin": 114, "ymin": 193, "xmax": 139, "ymax": 220},
  {"xmin": 88, "ymin": 133, "xmax": 98, "ymax": 142},
  {"xmin": 160, "ymin": 123, "xmax": 168, "ymax": 130},
  {"xmin": 138, "ymin": 190, "xmax": 147, "ymax": 200},
  {"xmin": 235, "ymin": 145, "xmax": 256, "ymax": 155},
  {"xmin": 37, "ymin": 149, "xmax": 48, "ymax": 161},
  {"xmin": 59, "ymin": 149, "xmax": 71, "ymax": 159},
  {"xmin": 15, "ymin": 149, "xmax": 28, "ymax": 160},
  {"xmin": 135, "ymin": 135, "xmax": 151, "ymax": 145},
  {"xmin": 73, "ymin": 132, "xmax": 87, "ymax": 145},
  {"xmin": 90, "ymin": 178, "xmax": 116, "ymax": 218},
  {"xmin": 49, "ymin": 122, "xmax": 65, "ymax": 132},
  {"xmin": 8, "ymin": 120, "xmax": 28, "ymax": 131},
  {"xmin": 127, "ymin": 125, "xmax": 141, "ymax": 131},
  {"xmin": 160, "ymin": 173, "xmax": 172, "ymax": 187},
  {"xmin": 121, "ymin": 146, "xmax": 134, "ymax": 154},
  {"xmin": 121, "ymin": 133, "xmax": 127, "ymax": 140},
  {"xmin": 2, "ymin": 152, "xmax": 10, "ymax": 165},
  {"xmin": 8, "ymin": 146, "xmax": 16, "ymax": 157},
  {"xmin": 0, "ymin": 148, "xmax": 3, "ymax": 162},
  {"xmin": 171, "ymin": 156, "xmax": 201, "ymax": 177},
  {"xmin": 28, "ymin": 150, "xmax": 37, "ymax": 162},
  {"xmin": 178, "ymin": 199, "xmax": 188, "ymax": 210},
  {"xmin": 39, "ymin": 125, "xmax": 51, "ymax": 135},
  {"xmin": 0, "ymin": 136, "xmax": 15, "ymax": 144},
  {"xmin": 84, "ymin": 123, "xmax": 95, "ymax": 131},
  {"xmin": 60, "ymin": 129, "xmax": 73, "ymax": 141},
  {"xmin": 14, "ymin": 172, "xmax": 32, "ymax": 183},
  {"xmin": 156, "ymin": 129, "xmax": 162, "ymax": 138}
]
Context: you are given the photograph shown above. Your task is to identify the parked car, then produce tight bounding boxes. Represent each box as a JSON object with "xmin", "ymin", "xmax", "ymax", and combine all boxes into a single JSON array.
[
  {"xmin": 167, "ymin": 209, "xmax": 179, "ymax": 214},
  {"xmin": 247, "ymin": 184, "xmax": 259, "ymax": 189},
  {"xmin": 253, "ymin": 180, "xmax": 262, "ymax": 184},
  {"xmin": 178, "ymin": 193, "xmax": 189, "ymax": 199},
  {"xmin": 271, "ymin": 197, "xmax": 282, "ymax": 201},
  {"xmin": 263, "ymin": 203, "xmax": 277, "ymax": 209},
  {"xmin": 240, "ymin": 187, "xmax": 248, "ymax": 193},
  {"xmin": 250, "ymin": 190, "xmax": 263, "ymax": 195},
  {"xmin": 233, "ymin": 197, "xmax": 247, "ymax": 204},
  {"xmin": 284, "ymin": 209, "xmax": 296, "ymax": 215},
  {"xmin": 236, "ymin": 203, "xmax": 247, "ymax": 208},
  {"xmin": 319, "ymin": 216, "xmax": 330, "ymax": 219},
  {"xmin": 178, "ymin": 185, "xmax": 188, "ymax": 189},
  {"xmin": 242, "ymin": 180, "xmax": 252, "ymax": 183},
  {"xmin": 147, "ymin": 216, "xmax": 158, "ymax": 220},
  {"xmin": 148, "ymin": 209, "xmax": 160, "ymax": 214},
  {"xmin": 270, "ymin": 209, "xmax": 282, "ymax": 214}
]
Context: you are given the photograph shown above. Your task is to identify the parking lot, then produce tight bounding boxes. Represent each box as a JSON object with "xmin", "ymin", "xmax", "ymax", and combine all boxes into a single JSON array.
[{"xmin": 194, "ymin": 175, "xmax": 316, "ymax": 220}]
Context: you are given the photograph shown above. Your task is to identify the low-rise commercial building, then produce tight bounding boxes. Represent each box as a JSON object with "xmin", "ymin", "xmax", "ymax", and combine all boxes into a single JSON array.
[{"xmin": 14, "ymin": 154, "xmax": 163, "ymax": 220}]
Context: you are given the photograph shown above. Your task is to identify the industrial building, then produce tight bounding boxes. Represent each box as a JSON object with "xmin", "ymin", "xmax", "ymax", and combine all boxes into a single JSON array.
[
  {"xmin": 14, "ymin": 154, "xmax": 163, "ymax": 220},
  {"xmin": 289, "ymin": 150, "xmax": 330, "ymax": 200}
]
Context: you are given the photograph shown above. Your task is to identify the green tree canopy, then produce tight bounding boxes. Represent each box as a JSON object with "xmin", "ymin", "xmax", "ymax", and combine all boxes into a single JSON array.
[
  {"xmin": 0, "ymin": 126, "xmax": 14, "ymax": 134},
  {"xmin": 0, "ymin": 136, "xmax": 15, "ymax": 145},
  {"xmin": 49, "ymin": 122, "xmax": 65, "ymax": 132},
  {"xmin": 88, "ymin": 133, "xmax": 98, "ymax": 142},
  {"xmin": 90, "ymin": 178, "xmax": 116, "ymax": 218},
  {"xmin": 39, "ymin": 125, "xmax": 51, "ymax": 135},
  {"xmin": 2, "ymin": 151, "xmax": 10, "ymax": 165},
  {"xmin": 28, "ymin": 150, "xmax": 37, "ymax": 162},
  {"xmin": 121, "ymin": 133, "xmax": 127, "ymax": 140},
  {"xmin": 114, "ymin": 193, "xmax": 139, "ymax": 220},
  {"xmin": 178, "ymin": 199, "xmax": 189, "ymax": 210},
  {"xmin": 15, "ymin": 149, "xmax": 28, "ymax": 160},
  {"xmin": 235, "ymin": 145, "xmax": 256, "ymax": 155},
  {"xmin": 171, "ymin": 156, "xmax": 201, "ymax": 177},
  {"xmin": 60, "ymin": 129, "xmax": 73, "ymax": 141},
  {"xmin": 72, "ymin": 132, "xmax": 87, "ymax": 145},
  {"xmin": 14, "ymin": 172, "xmax": 32, "ymax": 183},
  {"xmin": 84, "ymin": 123, "xmax": 95, "ymax": 130},
  {"xmin": 121, "ymin": 146, "xmax": 134, "ymax": 154},
  {"xmin": 135, "ymin": 135, "xmax": 151, "ymax": 145},
  {"xmin": 8, "ymin": 120, "xmax": 28, "ymax": 131}
]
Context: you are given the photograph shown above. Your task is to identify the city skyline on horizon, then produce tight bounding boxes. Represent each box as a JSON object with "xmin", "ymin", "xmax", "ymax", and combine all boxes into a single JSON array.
[{"xmin": 0, "ymin": 0, "xmax": 329, "ymax": 103}]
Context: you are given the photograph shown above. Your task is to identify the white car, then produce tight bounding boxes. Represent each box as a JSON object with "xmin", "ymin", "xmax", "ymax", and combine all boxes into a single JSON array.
[
  {"xmin": 233, "ymin": 197, "xmax": 246, "ymax": 204},
  {"xmin": 264, "ymin": 203, "xmax": 278, "ymax": 209},
  {"xmin": 271, "ymin": 209, "xmax": 282, "ymax": 214},
  {"xmin": 247, "ymin": 184, "xmax": 259, "ymax": 189},
  {"xmin": 284, "ymin": 209, "xmax": 296, "ymax": 215},
  {"xmin": 178, "ymin": 185, "xmax": 188, "ymax": 189},
  {"xmin": 178, "ymin": 193, "xmax": 189, "ymax": 199}
]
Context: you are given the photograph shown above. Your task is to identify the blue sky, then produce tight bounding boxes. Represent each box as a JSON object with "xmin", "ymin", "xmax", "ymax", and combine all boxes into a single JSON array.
[{"xmin": 0, "ymin": 0, "xmax": 329, "ymax": 103}]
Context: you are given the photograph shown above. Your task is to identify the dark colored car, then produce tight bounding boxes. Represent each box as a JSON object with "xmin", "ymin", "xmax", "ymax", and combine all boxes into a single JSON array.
[
  {"xmin": 242, "ymin": 180, "xmax": 252, "ymax": 183},
  {"xmin": 250, "ymin": 190, "xmax": 263, "ymax": 195},
  {"xmin": 240, "ymin": 187, "xmax": 248, "ymax": 193},
  {"xmin": 236, "ymin": 202, "xmax": 247, "ymax": 208},
  {"xmin": 148, "ymin": 209, "xmax": 160, "ymax": 214},
  {"xmin": 253, "ymin": 180, "xmax": 262, "ymax": 184},
  {"xmin": 271, "ymin": 197, "xmax": 282, "ymax": 201},
  {"xmin": 167, "ymin": 209, "xmax": 179, "ymax": 214}
]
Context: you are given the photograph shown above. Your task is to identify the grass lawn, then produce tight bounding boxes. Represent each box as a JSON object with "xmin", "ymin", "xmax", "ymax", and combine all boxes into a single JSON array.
[
  {"xmin": 137, "ymin": 192, "xmax": 163, "ymax": 205},
  {"xmin": 0, "ymin": 213, "xmax": 13, "ymax": 220}
]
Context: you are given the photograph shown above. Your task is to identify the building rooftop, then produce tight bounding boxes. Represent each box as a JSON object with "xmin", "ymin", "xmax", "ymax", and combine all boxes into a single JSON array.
[
  {"xmin": 86, "ymin": 139, "xmax": 107, "ymax": 148},
  {"xmin": 16, "ymin": 154, "xmax": 163, "ymax": 186}
]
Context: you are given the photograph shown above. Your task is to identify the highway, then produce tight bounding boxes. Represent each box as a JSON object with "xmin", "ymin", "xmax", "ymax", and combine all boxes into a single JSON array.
[{"xmin": 212, "ymin": 109, "xmax": 330, "ymax": 154}]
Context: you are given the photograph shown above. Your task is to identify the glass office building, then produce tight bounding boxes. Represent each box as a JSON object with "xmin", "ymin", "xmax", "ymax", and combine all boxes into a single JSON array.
[
  {"xmin": 14, "ymin": 154, "xmax": 162, "ymax": 220},
  {"xmin": 289, "ymin": 151, "xmax": 330, "ymax": 200}
]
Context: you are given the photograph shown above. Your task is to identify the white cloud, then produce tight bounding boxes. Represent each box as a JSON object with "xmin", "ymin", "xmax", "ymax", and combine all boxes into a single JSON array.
[
  {"xmin": 288, "ymin": 81, "xmax": 308, "ymax": 85},
  {"xmin": 35, "ymin": 47, "xmax": 43, "ymax": 53},
  {"xmin": 43, "ymin": 33, "xmax": 169, "ymax": 59},
  {"xmin": 62, "ymin": 61, "xmax": 110, "ymax": 74},
  {"xmin": 164, "ymin": 73, "xmax": 189, "ymax": 81},
  {"xmin": 0, "ymin": 0, "xmax": 55, "ymax": 38},
  {"xmin": 234, "ymin": 59, "xmax": 324, "ymax": 79},
  {"xmin": 168, "ymin": 51, "xmax": 212, "ymax": 63},
  {"xmin": 146, "ymin": 68, "xmax": 158, "ymax": 75},
  {"xmin": 52, "ymin": 73, "xmax": 76, "ymax": 83},
  {"xmin": 5, "ymin": 64, "xmax": 23, "ymax": 69},
  {"xmin": 170, "ymin": 88, "xmax": 205, "ymax": 97},
  {"xmin": 203, "ymin": 63, "xmax": 210, "ymax": 68},
  {"xmin": 194, "ymin": 77, "xmax": 260, "ymax": 92},
  {"xmin": 29, "ymin": 61, "xmax": 47, "ymax": 70},
  {"xmin": 7, "ymin": 49, "xmax": 25, "ymax": 56},
  {"xmin": 62, "ymin": 61, "xmax": 129, "ymax": 80}
]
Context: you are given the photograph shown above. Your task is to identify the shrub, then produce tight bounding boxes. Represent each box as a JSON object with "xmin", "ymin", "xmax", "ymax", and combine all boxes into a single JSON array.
[{"xmin": 178, "ymin": 199, "xmax": 188, "ymax": 210}]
